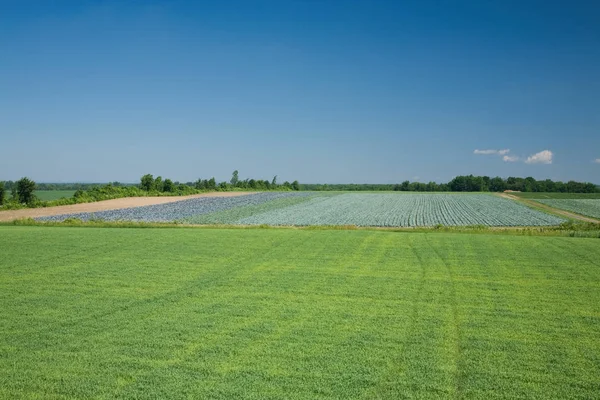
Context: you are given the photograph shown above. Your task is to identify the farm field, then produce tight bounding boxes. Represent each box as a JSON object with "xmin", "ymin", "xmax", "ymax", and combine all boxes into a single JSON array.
[
  {"xmin": 36, "ymin": 192, "xmax": 565, "ymax": 227},
  {"xmin": 1, "ymin": 226, "xmax": 599, "ymax": 399},
  {"xmin": 511, "ymin": 192, "xmax": 600, "ymax": 199},
  {"xmin": 537, "ymin": 199, "xmax": 600, "ymax": 219},
  {"xmin": 6, "ymin": 190, "xmax": 76, "ymax": 201},
  {"xmin": 34, "ymin": 190, "xmax": 76, "ymax": 201}
]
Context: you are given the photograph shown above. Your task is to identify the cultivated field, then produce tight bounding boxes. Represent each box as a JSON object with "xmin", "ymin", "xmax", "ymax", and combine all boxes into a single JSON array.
[
  {"xmin": 1, "ymin": 227, "xmax": 599, "ymax": 399},
  {"xmin": 0, "ymin": 192, "xmax": 253, "ymax": 222},
  {"xmin": 511, "ymin": 192, "xmax": 600, "ymax": 199},
  {"xmin": 36, "ymin": 192, "xmax": 565, "ymax": 227},
  {"xmin": 537, "ymin": 199, "xmax": 600, "ymax": 219},
  {"xmin": 34, "ymin": 190, "xmax": 76, "ymax": 201},
  {"xmin": 5, "ymin": 190, "xmax": 76, "ymax": 201}
]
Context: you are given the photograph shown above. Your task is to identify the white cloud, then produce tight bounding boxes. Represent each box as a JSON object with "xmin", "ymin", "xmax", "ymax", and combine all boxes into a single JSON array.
[
  {"xmin": 594, "ymin": 158, "xmax": 600, "ymax": 164},
  {"xmin": 525, "ymin": 150, "xmax": 553, "ymax": 164},
  {"xmin": 474, "ymin": 149, "xmax": 510, "ymax": 155},
  {"xmin": 503, "ymin": 155, "xmax": 519, "ymax": 162}
]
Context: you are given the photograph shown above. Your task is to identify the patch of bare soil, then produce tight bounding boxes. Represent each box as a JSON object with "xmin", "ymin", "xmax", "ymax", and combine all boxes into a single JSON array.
[
  {"xmin": 496, "ymin": 193, "xmax": 599, "ymax": 224},
  {"xmin": 0, "ymin": 192, "xmax": 255, "ymax": 222}
]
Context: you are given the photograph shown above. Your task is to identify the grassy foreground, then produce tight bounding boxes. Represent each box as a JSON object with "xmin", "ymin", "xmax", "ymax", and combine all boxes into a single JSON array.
[{"xmin": 1, "ymin": 227, "xmax": 599, "ymax": 399}]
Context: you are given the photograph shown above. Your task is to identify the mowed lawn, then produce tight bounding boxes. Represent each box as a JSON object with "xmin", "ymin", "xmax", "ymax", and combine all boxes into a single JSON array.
[{"xmin": 1, "ymin": 227, "xmax": 599, "ymax": 399}]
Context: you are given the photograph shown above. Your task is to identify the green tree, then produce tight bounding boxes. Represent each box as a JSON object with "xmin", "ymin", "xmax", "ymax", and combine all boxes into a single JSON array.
[
  {"xmin": 271, "ymin": 175, "xmax": 278, "ymax": 186},
  {"xmin": 140, "ymin": 174, "xmax": 154, "ymax": 191},
  {"xmin": 154, "ymin": 176, "xmax": 163, "ymax": 192},
  {"xmin": 291, "ymin": 180, "xmax": 300, "ymax": 191},
  {"xmin": 16, "ymin": 177, "xmax": 36, "ymax": 205},
  {"xmin": 230, "ymin": 170, "xmax": 239, "ymax": 187},
  {"xmin": 163, "ymin": 179, "xmax": 174, "ymax": 192},
  {"xmin": 0, "ymin": 181, "xmax": 5, "ymax": 205},
  {"xmin": 207, "ymin": 177, "xmax": 217, "ymax": 190}
]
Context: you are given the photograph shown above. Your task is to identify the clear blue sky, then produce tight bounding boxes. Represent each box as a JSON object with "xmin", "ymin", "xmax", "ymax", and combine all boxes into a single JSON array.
[{"xmin": 1, "ymin": 0, "xmax": 599, "ymax": 184}]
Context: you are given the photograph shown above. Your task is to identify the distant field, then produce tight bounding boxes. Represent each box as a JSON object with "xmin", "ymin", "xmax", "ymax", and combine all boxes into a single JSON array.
[
  {"xmin": 1, "ymin": 227, "xmax": 599, "ymax": 398},
  {"xmin": 511, "ymin": 192, "xmax": 600, "ymax": 199},
  {"xmin": 36, "ymin": 192, "xmax": 564, "ymax": 227},
  {"xmin": 34, "ymin": 190, "xmax": 76, "ymax": 201},
  {"xmin": 6, "ymin": 190, "xmax": 75, "ymax": 201},
  {"xmin": 537, "ymin": 199, "xmax": 600, "ymax": 219}
]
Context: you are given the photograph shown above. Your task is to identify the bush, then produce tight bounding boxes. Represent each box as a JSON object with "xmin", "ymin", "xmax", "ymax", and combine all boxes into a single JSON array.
[{"xmin": 0, "ymin": 181, "xmax": 5, "ymax": 206}]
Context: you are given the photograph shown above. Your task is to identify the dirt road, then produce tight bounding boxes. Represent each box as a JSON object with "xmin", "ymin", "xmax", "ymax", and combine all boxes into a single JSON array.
[
  {"xmin": 496, "ymin": 193, "xmax": 599, "ymax": 224},
  {"xmin": 0, "ymin": 192, "xmax": 254, "ymax": 222}
]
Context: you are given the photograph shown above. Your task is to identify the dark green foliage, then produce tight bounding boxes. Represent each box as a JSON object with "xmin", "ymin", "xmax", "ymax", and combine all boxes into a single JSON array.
[
  {"xmin": 207, "ymin": 177, "xmax": 217, "ymax": 190},
  {"xmin": 140, "ymin": 174, "xmax": 154, "ymax": 191},
  {"xmin": 16, "ymin": 177, "xmax": 36, "ymax": 205},
  {"xmin": 230, "ymin": 170, "xmax": 239, "ymax": 187},
  {"xmin": 154, "ymin": 176, "xmax": 163, "ymax": 192},
  {"xmin": 0, "ymin": 182, "xmax": 5, "ymax": 205},
  {"xmin": 163, "ymin": 179, "xmax": 174, "ymax": 193},
  {"xmin": 303, "ymin": 176, "xmax": 598, "ymax": 193},
  {"xmin": 291, "ymin": 180, "xmax": 300, "ymax": 191}
]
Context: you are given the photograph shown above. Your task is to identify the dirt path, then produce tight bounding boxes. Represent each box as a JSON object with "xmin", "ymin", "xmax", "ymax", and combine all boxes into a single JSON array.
[
  {"xmin": 496, "ymin": 193, "xmax": 600, "ymax": 223},
  {"xmin": 0, "ymin": 192, "xmax": 255, "ymax": 222}
]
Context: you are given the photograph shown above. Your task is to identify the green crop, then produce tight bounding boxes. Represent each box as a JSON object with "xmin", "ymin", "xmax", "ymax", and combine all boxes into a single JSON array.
[
  {"xmin": 1, "ymin": 226, "xmax": 599, "ymax": 399},
  {"xmin": 537, "ymin": 199, "xmax": 600, "ymax": 219}
]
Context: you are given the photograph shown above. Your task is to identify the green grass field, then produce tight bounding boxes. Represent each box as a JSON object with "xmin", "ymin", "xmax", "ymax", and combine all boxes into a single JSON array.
[
  {"xmin": 6, "ymin": 190, "xmax": 76, "ymax": 201},
  {"xmin": 1, "ymin": 227, "xmax": 599, "ymax": 399},
  {"xmin": 511, "ymin": 192, "xmax": 600, "ymax": 199},
  {"xmin": 34, "ymin": 190, "xmax": 76, "ymax": 201}
]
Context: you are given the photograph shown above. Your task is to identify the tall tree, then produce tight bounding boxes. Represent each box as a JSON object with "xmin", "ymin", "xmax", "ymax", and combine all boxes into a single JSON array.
[
  {"xmin": 0, "ymin": 181, "xmax": 5, "ymax": 205},
  {"xmin": 163, "ymin": 179, "xmax": 174, "ymax": 192},
  {"xmin": 230, "ymin": 170, "xmax": 239, "ymax": 187},
  {"xmin": 140, "ymin": 174, "xmax": 154, "ymax": 191},
  {"xmin": 16, "ymin": 177, "xmax": 36, "ymax": 205},
  {"xmin": 154, "ymin": 176, "xmax": 163, "ymax": 192}
]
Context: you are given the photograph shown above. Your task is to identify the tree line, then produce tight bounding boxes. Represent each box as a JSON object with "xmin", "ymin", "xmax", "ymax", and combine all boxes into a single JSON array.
[
  {"xmin": 2, "ymin": 173, "xmax": 597, "ymax": 208},
  {"xmin": 0, "ymin": 171, "xmax": 300, "ymax": 207},
  {"xmin": 301, "ymin": 176, "xmax": 599, "ymax": 193}
]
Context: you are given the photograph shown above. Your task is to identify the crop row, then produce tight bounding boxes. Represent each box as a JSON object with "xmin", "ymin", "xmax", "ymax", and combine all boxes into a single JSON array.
[
  {"xmin": 238, "ymin": 193, "xmax": 565, "ymax": 227},
  {"xmin": 36, "ymin": 192, "xmax": 312, "ymax": 223},
  {"xmin": 537, "ymin": 199, "xmax": 600, "ymax": 219}
]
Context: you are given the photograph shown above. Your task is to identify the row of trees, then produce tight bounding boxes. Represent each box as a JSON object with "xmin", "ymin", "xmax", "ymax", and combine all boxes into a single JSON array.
[
  {"xmin": 302, "ymin": 176, "xmax": 599, "ymax": 193},
  {"xmin": 0, "ymin": 177, "xmax": 37, "ymax": 206},
  {"xmin": 444, "ymin": 175, "xmax": 598, "ymax": 193},
  {"xmin": 139, "ymin": 171, "xmax": 301, "ymax": 192},
  {"xmin": 140, "ymin": 174, "xmax": 177, "ymax": 192}
]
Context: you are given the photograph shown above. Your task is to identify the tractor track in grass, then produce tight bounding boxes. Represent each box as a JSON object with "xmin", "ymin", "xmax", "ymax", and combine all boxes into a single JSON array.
[
  {"xmin": 0, "ymin": 192, "xmax": 255, "ymax": 222},
  {"xmin": 496, "ymin": 193, "xmax": 600, "ymax": 224}
]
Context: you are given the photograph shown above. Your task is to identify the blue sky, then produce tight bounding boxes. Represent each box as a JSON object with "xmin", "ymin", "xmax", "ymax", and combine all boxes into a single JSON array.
[{"xmin": 1, "ymin": 0, "xmax": 599, "ymax": 184}]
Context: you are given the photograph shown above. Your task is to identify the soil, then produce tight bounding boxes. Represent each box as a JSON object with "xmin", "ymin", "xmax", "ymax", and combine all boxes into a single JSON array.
[
  {"xmin": 0, "ymin": 192, "xmax": 255, "ymax": 222},
  {"xmin": 496, "ymin": 193, "xmax": 600, "ymax": 224}
]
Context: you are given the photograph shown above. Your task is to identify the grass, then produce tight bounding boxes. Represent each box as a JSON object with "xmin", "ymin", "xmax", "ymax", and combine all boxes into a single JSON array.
[
  {"xmin": 5, "ymin": 190, "xmax": 76, "ymax": 201},
  {"xmin": 1, "ymin": 227, "xmax": 600, "ymax": 399},
  {"xmin": 511, "ymin": 192, "xmax": 600, "ymax": 199},
  {"xmin": 34, "ymin": 190, "xmax": 77, "ymax": 201}
]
